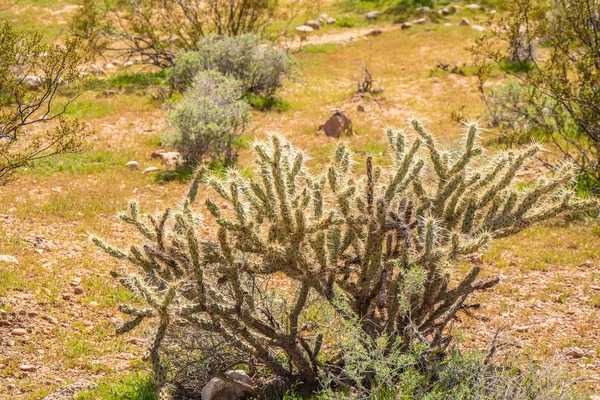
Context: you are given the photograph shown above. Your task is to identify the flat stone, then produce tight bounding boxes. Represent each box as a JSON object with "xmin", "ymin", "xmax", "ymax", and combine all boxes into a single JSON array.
[
  {"xmin": 366, "ymin": 11, "xmax": 379, "ymax": 20},
  {"xmin": 62, "ymin": 293, "xmax": 71, "ymax": 301},
  {"xmin": 12, "ymin": 328, "xmax": 27, "ymax": 336},
  {"xmin": 126, "ymin": 161, "xmax": 139, "ymax": 170},
  {"xmin": 19, "ymin": 364, "xmax": 36, "ymax": 372},
  {"xmin": 590, "ymin": 285, "xmax": 600, "ymax": 291},
  {"xmin": 73, "ymin": 287, "xmax": 84, "ymax": 295},
  {"xmin": 0, "ymin": 254, "xmax": 19, "ymax": 264},
  {"xmin": 142, "ymin": 166, "xmax": 160, "ymax": 174},
  {"xmin": 401, "ymin": 22, "xmax": 412, "ymax": 29}
]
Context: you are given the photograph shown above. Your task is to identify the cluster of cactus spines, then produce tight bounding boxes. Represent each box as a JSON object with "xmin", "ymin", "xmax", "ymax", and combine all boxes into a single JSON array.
[{"xmin": 95, "ymin": 121, "xmax": 598, "ymax": 391}]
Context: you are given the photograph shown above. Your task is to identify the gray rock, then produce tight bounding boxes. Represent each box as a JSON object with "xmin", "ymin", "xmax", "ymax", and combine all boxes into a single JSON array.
[
  {"xmin": 451, "ymin": 5, "xmax": 463, "ymax": 12},
  {"xmin": 19, "ymin": 364, "xmax": 36, "ymax": 372},
  {"xmin": 401, "ymin": 22, "xmax": 413, "ymax": 30},
  {"xmin": 366, "ymin": 29, "xmax": 382, "ymax": 36},
  {"xmin": 125, "ymin": 161, "xmax": 139, "ymax": 170},
  {"xmin": 326, "ymin": 17, "xmax": 337, "ymax": 24},
  {"xmin": 201, "ymin": 370, "xmax": 253, "ymax": 400},
  {"xmin": 440, "ymin": 7, "xmax": 451, "ymax": 15},
  {"xmin": 151, "ymin": 150, "xmax": 182, "ymax": 167},
  {"xmin": 412, "ymin": 18, "xmax": 427, "ymax": 25},
  {"xmin": 366, "ymin": 11, "xmax": 379, "ymax": 20},
  {"xmin": 357, "ymin": 105, "xmax": 365, "ymax": 113},
  {"xmin": 304, "ymin": 20, "xmax": 320, "ymax": 30},
  {"xmin": 460, "ymin": 18, "xmax": 471, "ymax": 26},
  {"xmin": 416, "ymin": 6, "xmax": 430, "ymax": 13},
  {"xmin": 319, "ymin": 111, "xmax": 353, "ymax": 138},
  {"xmin": 12, "ymin": 328, "xmax": 27, "ymax": 336}
]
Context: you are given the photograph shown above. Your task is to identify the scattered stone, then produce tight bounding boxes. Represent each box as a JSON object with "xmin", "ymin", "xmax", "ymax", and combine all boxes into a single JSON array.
[
  {"xmin": 366, "ymin": 29, "xmax": 382, "ymax": 36},
  {"xmin": 566, "ymin": 347, "xmax": 585, "ymax": 358},
  {"xmin": 125, "ymin": 161, "xmax": 139, "ymax": 170},
  {"xmin": 412, "ymin": 18, "xmax": 427, "ymax": 25},
  {"xmin": 590, "ymin": 285, "xmax": 600, "ymax": 291},
  {"xmin": 451, "ymin": 5, "xmax": 463, "ymax": 12},
  {"xmin": 125, "ymin": 337, "xmax": 144, "ymax": 345},
  {"xmin": 401, "ymin": 22, "xmax": 412, "ymax": 30},
  {"xmin": 357, "ymin": 104, "xmax": 365, "ymax": 113},
  {"xmin": 12, "ymin": 328, "xmax": 27, "ymax": 336},
  {"xmin": 0, "ymin": 254, "xmax": 19, "ymax": 264},
  {"xmin": 142, "ymin": 166, "xmax": 161, "ymax": 174},
  {"xmin": 70, "ymin": 277, "xmax": 81, "ymax": 286},
  {"xmin": 471, "ymin": 25, "xmax": 486, "ymax": 32},
  {"xmin": 513, "ymin": 325, "xmax": 531, "ymax": 332},
  {"xmin": 304, "ymin": 20, "xmax": 320, "ymax": 30},
  {"xmin": 416, "ymin": 6, "xmax": 430, "ymax": 13},
  {"xmin": 295, "ymin": 25, "xmax": 313, "ymax": 38},
  {"xmin": 468, "ymin": 253, "xmax": 483, "ymax": 265},
  {"xmin": 318, "ymin": 111, "xmax": 353, "ymax": 138},
  {"xmin": 89, "ymin": 301, "xmax": 99, "ymax": 307},
  {"xmin": 326, "ymin": 17, "xmax": 337, "ymax": 24},
  {"xmin": 466, "ymin": 3, "xmax": 484, "ymax": 10},
  {"xmin": 123, "ymin": 61, "xmax": 134, "ymax": 67},
  {"xmin": 578, "ymin": 261, "xmax": 593, "ymax": 268},
  {"xmin": 201, "ymin": 370, "xmax": 253, "ymax": 400},
  {"xmin": 366, "ymin": 11, "xmax": 379, "ymax": 20},
  {"xmin": 43, "ymin": 380, "xmax": 97, "ymax": 400},
  {"xmin": 89, "ymin": 65, "xmax": 106, "ymax": 75},
  {"xmin": 150, "ymin": 150, "xmax": 182, "ymax": 167},
  {"xmin": 23, "ymin": 75, "xmax": 44, "ymax": 89},
  {"xmin": 440, "ymin": 7, "xmax": 451, "ymax": 15},
  {"xmin": 28, "ymin": 311, "xmax": 38, "ymax": 318},
  {"xmin": 62, "ymin": 293, "xmax": 71, "ymax": 301},
  {"xmin": 6, "ymin": 339, "xmax": 15, "ymax": 347},
  {"xmin": 73, "ymin": 286, "xmax": 84, "ymax": 295},
  {"xmin": 18, "ymin": 310, "xmax": 26, "ymax": 316},
  {"xmin": 19, "ymin": 364, "xmax": 36, "ymax": 372},
  {"xmin": 103, "ymin": 89, "xmax": 116, "ymax": 96},
  {"xmin": 460, "ymin": 18, "xmax": 471, "ymax": 26},
  {"xmin": 43, "ymin": 315, "xmax": 58, "ymax": 325}
]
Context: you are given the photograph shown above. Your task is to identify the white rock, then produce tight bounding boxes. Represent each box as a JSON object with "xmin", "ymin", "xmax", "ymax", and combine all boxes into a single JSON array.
[
  {"xmin": 126, "ymin": 161, "xmax": 139, "ymax": 170},
  {"xmin": 460, "ymin": 18, "xmax": 471, "ymax": 26},
  {"xmin": 326, "ymin": 17, "xmax": 337, "ymax": 24},
  {"xmin": 201, "ymin": 370, "xmax": 253, "ymax": 400},
  {"xmin": 295, "ymin": 25, "xmax": 313, "ymax": 33},
  {"xmin": 366, "ymin": 11, "xmax": 379, "ymax": 20},
  {"xmin": 19, "ymin": 364, "xmax": 36, "ymax": 372},
  {"xmin": 472, "ymin": 25, "xmax": 487, "ymax": 32},
  {"xmin": 466, "ymin": 4, "xmax": 484, "ymax": 10},
  {"xmin": 12, "ymin": 328, "xmax": 27, "ymax": 336},
  {"xmin": 0, "ymin": 255, "xmax": 19, "ymax": 264},
  {"xmin": 304, "ymin": 20, "xmax": 320, "ymax": 30},
  {"xmin": 142, "ymin": 167, "xmax": 161, "ymax": 174},
  {"xmin": 412, "ymin": 18, "xmax": 427, "ymax": 25}
]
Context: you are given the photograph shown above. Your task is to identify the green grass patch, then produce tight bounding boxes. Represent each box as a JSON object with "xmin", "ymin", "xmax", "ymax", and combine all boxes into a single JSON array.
[
  {"xmin": 63, "ymin": 99, "xmax": 113, "ymax": 119},
  {"xmin": 302, "ymin": 43, "xmax": 340, "ymax": 54},
  {"xmin": 76, "ymin": 372, "xmax": 156, "ymax": 400},
  {"xmin": 28, "ymin": 151, "xmax": 127, "ymax": 176}
]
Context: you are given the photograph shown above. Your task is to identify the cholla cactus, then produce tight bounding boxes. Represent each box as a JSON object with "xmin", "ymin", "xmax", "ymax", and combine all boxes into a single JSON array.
[{"xmin": 94, "ymin": 120, "xmax": 598, "ymax": 396}]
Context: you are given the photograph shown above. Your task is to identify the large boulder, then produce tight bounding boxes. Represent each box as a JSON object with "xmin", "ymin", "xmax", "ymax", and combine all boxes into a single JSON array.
[
  {"xmin": 319, "ymin": 111, "xmax": 353, "ymax": 138},
  {"xmin": 201, "ymin": 370, "xmax": 253, "ymax": 400}
]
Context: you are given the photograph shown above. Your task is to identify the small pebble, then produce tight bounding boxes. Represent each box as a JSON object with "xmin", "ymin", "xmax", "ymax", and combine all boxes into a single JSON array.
[
  {"xmin": 6, "ymin": 339, "xmax": 15, "ymax": 347},
  {"xmin": 62, "ymin": 294, "xmax": 71, "ymax": 301},
  {"xmin": 11, "ymin": 328, "xmax": 27, "ymax": 336},
  {"xmin": 73, "ymin": 287, "xmax": 84, "ymax": 295},
  {"xmin": 89, "ymin": 301, "xmax": 99, "ymax": 307},
  {"xmin": 28, "ymin": 312, "xmax": 38, "ymax": 318},
  {"xmin": 19, "ymin": 364, "xmax": 36, "ymax": 372}
]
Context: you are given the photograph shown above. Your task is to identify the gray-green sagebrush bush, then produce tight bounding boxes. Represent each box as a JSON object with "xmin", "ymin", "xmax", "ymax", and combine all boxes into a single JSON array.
[
  {"xmin": 167, "ymin": 70, "xmax": 250, "ymax": 167},
  {"xmin": 168, "ymin": 34, "xmax": 290, "ymax": 98},
  {"xmin": 94, "ymin": 120, "xmax": 598, "ymax": 398}
]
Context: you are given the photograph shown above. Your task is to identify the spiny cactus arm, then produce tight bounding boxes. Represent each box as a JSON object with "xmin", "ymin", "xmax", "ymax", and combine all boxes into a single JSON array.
[
  {"xmin": 478, "ymin": 145, "xmax": 539, "ymax": 209},
  {"xmin": 411, "ymin": 119, "xmax": 447, "ymax": 181},
  {"xmin": 143, "ymin": 243, "xmax": 183, "ymax": 279},
  {"xmin": 385, "ymin": 138, "xmax": 422, "ymax": 203},
  {"xmin": 115, "ymin": 305, "xmax": 155, "ymax": 335},
  {"xmin": 175, "ymin": 213, "xmax": 206, "ymax": 305},
  {"xmin": 385, "ymin": 127, "xmax": 406, "ymax": 161},
  {"xmin": 187, "ymin": 166, "xmax": 206, "ymax": 203},
  {"xmin": 119, "ymin": 201, "xmax": 156, "ymax": 241},
  {"xmin": 512, "ymin": 174, "xmax": 573, "ymax": 219},
  {"xmin": 91, "ymin": 235, "xmax": 128, "ymax": 259},
  {"xmin": 446, "ymin": 124, "xmax": 483, "ymax": 178}
]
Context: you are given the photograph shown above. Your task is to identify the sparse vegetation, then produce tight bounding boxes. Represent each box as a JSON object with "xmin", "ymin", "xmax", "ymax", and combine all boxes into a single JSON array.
[
  {"xmin": 2, "ymin": 1, "xmax": 600, "ymax": 399},
  {"xmin": 473, "ymin": 0, "xmax": 600, "ymax": 194},
  {"xmin": 95, "ymin": 120, "xmax": 596, "ymax": 396},
  {"xmin": 0, "ymin": 22, "xmax": 87, "ymax": 185}
]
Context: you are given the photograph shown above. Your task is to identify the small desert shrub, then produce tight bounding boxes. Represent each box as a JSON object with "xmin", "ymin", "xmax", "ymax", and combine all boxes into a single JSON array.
[
  {"xmin": 167, "ymin": 70, "xmax": 249, "ymax": 166},
  {"xmin": 472, "ymin": 0, "xmax": 600, "ymax": 194},
  {"xmin": 71, "ymin": 0, "xmax": 277, "ymax": 68},
  {"xmin": 94, "ymin": 120, "xmax": 597, "ymax": 398},
  {"xmin": 168, "ymin": 34, "xmax": 290, "ymax": 98}
]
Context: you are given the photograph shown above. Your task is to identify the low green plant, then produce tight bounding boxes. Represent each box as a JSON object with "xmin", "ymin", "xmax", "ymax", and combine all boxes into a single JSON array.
[
  {"xmin": 94, "ymin": 120, "xmax": 597, "ymax": 398},
  {"xmin": 168, "ymin": 34, "xmax": 290, "ymax": 98},
  {"xmin": 167, "ymin": 70, "xmax": 250, "ymax": 166}
]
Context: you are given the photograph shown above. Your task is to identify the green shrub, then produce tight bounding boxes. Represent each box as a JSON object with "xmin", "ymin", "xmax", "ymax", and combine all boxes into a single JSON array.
[
  {"xmin": 168, "ymin": 34, "xmax": 290, "ymax": 98},
  {"xmin": 94, "ymin": 121, "xmax": 597, "ymax": 397},
  {"xmin": 167, "ymin": 70, "xmax": 250, "ymax": 166},
  {"xmin": 473, "ymin": 0, "xmax": 600, "ymax": 194}
]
